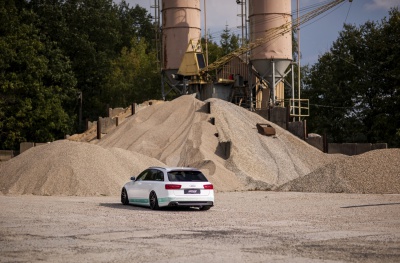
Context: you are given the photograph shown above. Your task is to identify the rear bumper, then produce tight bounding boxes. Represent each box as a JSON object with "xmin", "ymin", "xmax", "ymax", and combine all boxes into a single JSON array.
[{"xmin": 167, "ymin": 201, "xmax": 214, "ymax": 207}]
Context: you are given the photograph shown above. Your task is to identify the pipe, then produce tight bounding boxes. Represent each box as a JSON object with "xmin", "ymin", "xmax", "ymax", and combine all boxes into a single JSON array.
[
  {"xmin": 291, "ymin": 62, "xmax": 295, "ymax": 116},
  {"xmin": 204, "ymin": 0, "xmax": 208, "ymax": 66},
  {"xmin": 297, "ymin": 0, "xmax": 301, "ymax": 121},
  {"xmin": 272, "ymin": 60, "xmax": 275, "ymax": 105}
]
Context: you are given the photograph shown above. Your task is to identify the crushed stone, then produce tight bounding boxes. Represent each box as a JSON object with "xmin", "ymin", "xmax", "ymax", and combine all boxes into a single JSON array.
[
  {"xmin": 0, "ymin": 140, "xmax": 164, "ymax": 196},
  {"xmin": 1, "ymin": 95, "xmax": 398, "ymax": 196},
  {"xmin": 278, "ymin": 149, "xmax": 400, "ymax": 194}
]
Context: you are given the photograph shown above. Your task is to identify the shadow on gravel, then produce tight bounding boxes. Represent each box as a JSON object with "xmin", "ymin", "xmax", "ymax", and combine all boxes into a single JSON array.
[
  {"xmin": 341, "ymin": 202, "xmax": 400, "ymax": 209},
  {"xmin": 99, "ymin": 203, "xmax": 205, "ymax": 212},
  {"xmin": 99, "ymin": 203, "xmax": 147, "ymax": 210}
]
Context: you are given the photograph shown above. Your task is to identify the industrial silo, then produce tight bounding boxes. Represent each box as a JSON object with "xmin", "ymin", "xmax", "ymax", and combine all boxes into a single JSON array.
[
  {"xmin": 249, "ymin": 0, "xmax": 292, "ymax": 106},
  {"xmin": 161, "ymin": 0, "xmax": 201, "ymax": 79}
]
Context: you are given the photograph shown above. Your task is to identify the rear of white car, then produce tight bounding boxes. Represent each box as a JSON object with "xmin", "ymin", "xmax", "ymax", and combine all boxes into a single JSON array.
[{"xmin": 121, "ymin": 167, "xmax": 214, "ymax": 210}]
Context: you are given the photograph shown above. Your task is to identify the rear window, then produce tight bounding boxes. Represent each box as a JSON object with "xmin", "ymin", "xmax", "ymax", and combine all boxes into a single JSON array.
[{"xmin": 167, "ymin": 171, "xmax": 208, "ymax": 182}]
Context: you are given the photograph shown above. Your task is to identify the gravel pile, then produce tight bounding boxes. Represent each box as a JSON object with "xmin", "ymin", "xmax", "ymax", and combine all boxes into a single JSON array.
[
  {"xmin": 278, "ymin": 149, "xmax": 400, "ymax": 194},
  {"xmin": 98, "ymin": 95, "xmax": 245, "ymax": 192},
  {"xmin": 0, "ymin": 140, "xmax": 164, "ymax": 196},
  {"xmin": 99, "ymin": 95, "xmax": 341, "ymax": 191},
  {"xmin": 1, "ymin": 95, "xmax": 397, "ymax": 196},
  {"xmin": 209, "ymin": 98, "xmax": 343, "ymax": 189}
]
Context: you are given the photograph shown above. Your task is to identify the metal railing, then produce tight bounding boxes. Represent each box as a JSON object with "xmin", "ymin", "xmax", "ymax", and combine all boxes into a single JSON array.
[{"xmin": 289, "ymin": 98, "xmax": 310, "ymax": 117}]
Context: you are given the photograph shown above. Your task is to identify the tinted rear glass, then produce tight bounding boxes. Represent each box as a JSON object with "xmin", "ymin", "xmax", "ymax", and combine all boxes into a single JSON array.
[{"xmin": 167, "ymin": 171, "xmax": 208, "ymax": 182}]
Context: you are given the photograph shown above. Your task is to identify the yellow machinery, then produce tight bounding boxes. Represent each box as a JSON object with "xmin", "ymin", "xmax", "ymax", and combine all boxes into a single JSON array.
[{"xmin": 176, "ymin": 40, "xmax": 208, "ymax": 85}]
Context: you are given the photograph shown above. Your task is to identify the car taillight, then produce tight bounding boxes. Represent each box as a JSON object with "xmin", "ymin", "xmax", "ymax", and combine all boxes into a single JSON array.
[
  {"xmin": 203, "ymin": 184, "xmax": 213, "ymax": 190},
  {"xmin": 165, "ymin": 184, "xmax": 182, "ymax": 190}
]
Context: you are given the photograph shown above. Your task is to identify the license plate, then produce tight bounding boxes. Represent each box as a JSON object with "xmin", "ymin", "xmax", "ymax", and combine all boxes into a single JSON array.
[{"xmin": 184, "ymin": 189, "xmax": 200, "ymax": 194}]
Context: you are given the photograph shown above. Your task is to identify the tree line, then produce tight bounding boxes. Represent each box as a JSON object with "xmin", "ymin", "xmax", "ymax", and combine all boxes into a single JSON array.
[
  {"xmin": 1, "ymin": 0, "xmax": 398, "ymax": 150},
  {"xmin": 0, "ymin": 0, "xmax": 240, "ymax": 151},
  {"xmin": 303, "ymin": 8, "xmax": 400, "ymax": 147},
  {"xmin": 0, "ymin": 0, "xmax": 160, "ymax": 150}
]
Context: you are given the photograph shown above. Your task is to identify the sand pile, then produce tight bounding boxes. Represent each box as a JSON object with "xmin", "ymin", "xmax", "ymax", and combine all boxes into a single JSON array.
[
  {"xmin": 0, "ymin": 140, "xmax": 165, "ymax": 196},
  {"xmin": 98, "ymin": 95, "xmax": 244, "ymax": 191},
  {"xmin": 99, "ymin": 95, "xmax": 341, "ymax": 191},
  {"xmin": 278, "ymin": 149, "xmax": 400, "ymax": 194},
  {"xmin": 1, "ymin": 95, "xmax": 397, "ymax": 196},
  {"xmin": 210, "ymin": 98, "xmax": 343, "ymax": 189}
]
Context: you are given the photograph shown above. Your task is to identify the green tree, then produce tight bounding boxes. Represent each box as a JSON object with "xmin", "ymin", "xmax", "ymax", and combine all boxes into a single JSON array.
[
  {"xmin": 303, "ymin": 8, "xmax": 400, "ymax": 147},
  {"xmin": 201, "ymin": 32, "xmax": 223, "ymax": 66},
  {"xmin": 28, "ymin": 0, "xmax": 156, "ymax": 121},
  {"xmin": 103, "ymin": 39, "xmax": 161, "ymax": 108},
  {"xmin": 59, "ymin": 0, "xmax": 122, "ymax": 119},
  {"xmin": 220, "ymin": 26, "xmax": 240, "ymax": 56},
  {"xmin": 117, "ymin": 1, "xmax": 155, "ymax": 52},
  {"xmin": 0, "ymin": 2, "xmax": 77, "ymax": 150},
  {"xmin": 0, "ymin": 0, "xmax": 161, "ymax": 150}
]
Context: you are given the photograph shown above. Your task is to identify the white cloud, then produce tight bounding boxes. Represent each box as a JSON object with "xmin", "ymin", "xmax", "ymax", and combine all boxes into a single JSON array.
[{"xmin": 365, "ymin": 0, "xmax": 399, "ymax": 11}]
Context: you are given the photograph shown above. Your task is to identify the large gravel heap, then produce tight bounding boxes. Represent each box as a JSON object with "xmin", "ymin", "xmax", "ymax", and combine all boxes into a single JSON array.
[
  {"xmin": 98, "ymin": 95, "xmax": 341, "ymax": 191},
  {"xmin": 279, "ymin": 148, "xmax": 400, "ymax": 194},
  {"xmin": 0, "ymin": 95, "xmax": 398, "ymax": 196},
  {"xmin": 0, "ymin": 140, "xmax": 164, "ymax": 196}
]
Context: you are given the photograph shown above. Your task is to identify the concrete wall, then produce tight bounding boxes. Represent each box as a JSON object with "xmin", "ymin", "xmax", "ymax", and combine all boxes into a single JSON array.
[
  {"xmin": 305, "ymin": 139, "xmax": 388, "ymax": 156},
  {"xmin": 372, "ymin": 143, "xmax": 388, "ymax": 150},
  {"xmin": 255, "ymin": 107, "xmax": 287, "ymax": 130},
  {"xmin": 288, "ymin": 121, "xmax": 305, "ymax": 140},
  {"xmin": 212, "ymin": 83, "xmax": 233, "ymax": 101},
  {"xmin": 17, "ymin": 142, "xmax": 51, "ymax": 156},
  {"xmin": 99, "ymin": 117, "xmax": 117, "ymax": 134},
  {"xmin": 306, "ymin": 136, "xmax": 323, "ymax": 152},
  {"xmin": 256, "ymin": 108, "xmax": 388, "ymax": 156},
  {"xmin": 108, "ymin": 107, "xmax": 124, "ymax": 118},
  {"xmin": 20, "ymin": 142, "xmax": 35, "ymax": 154},
  {"xmin": 0, "ymin": 150, "xmax": 17, "ymax": 161},
  {"xmin": 269, "ymin": 107, "xmax": 286, "ymax": 129},
  {"xmin": 88, "ymin": 117, "xmax": 117, "ymax": 135},
  {"xmin": 328, "ymin": 143, "xmax": 387, "ymax": 156},
  {"xmin": 87, "ymin": 120, "xmax": 96, "ymax": 130},
  {"xmin": 328, "ymin": 143, "xmax": 357, "ymax": 155}
]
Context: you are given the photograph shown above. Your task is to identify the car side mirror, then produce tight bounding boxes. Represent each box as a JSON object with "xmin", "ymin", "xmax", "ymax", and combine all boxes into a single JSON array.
[{"xmin": 130, "ymin": 176, "xmax": 136, "ymax": 181}]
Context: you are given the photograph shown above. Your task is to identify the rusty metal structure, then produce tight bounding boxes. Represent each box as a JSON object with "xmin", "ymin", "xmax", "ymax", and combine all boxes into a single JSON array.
[
  {"xmin": 198, "ymin": 0, "xmax": 347, "ymax": 114},
  {"xmin": 157, "ymin": 0, "xmax": 349, "ymax": 114}
]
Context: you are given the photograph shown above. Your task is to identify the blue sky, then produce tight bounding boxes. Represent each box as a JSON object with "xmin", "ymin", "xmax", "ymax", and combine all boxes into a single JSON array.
[{"xmin": 123, "ymin": 0, "xmax": 399, "ymax": 65}]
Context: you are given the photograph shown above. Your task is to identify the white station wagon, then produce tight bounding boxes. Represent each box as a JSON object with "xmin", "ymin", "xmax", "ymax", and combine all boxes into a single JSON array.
[{"xmin": 121, "ymin": 167, "xmax": 214, "ymax": 210}]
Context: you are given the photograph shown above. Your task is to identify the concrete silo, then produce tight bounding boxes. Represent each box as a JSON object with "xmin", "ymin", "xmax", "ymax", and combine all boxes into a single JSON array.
[
  {"xmin": 249, "ymin": 0, "xmax": 292, "ymax": 107},
  {"xmin": 161, "ymin": 0, "xmax": 201, "ymax": 97}
]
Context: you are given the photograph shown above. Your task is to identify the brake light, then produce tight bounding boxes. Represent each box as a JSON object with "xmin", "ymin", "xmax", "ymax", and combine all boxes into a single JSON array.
[
  {"xmin": 165, "ymin": 184, "xmax": 182, "ymax": 190},
  {"xmin": 203, "ymin": 184, "xmax": 213, "ymax": 190}
]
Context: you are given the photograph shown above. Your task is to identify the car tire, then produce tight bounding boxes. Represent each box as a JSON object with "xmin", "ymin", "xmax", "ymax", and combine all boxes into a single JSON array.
[
  {"xmin": 149, "ymin": 191, "xmax": 159, "ymax": 210},
  {"xmin": 199, "ymin": 205, "xmax": 211, "ymax": 211},
  {"xmin": 121, "ymin": 188, "xmax": 129, "ymax": 205}
]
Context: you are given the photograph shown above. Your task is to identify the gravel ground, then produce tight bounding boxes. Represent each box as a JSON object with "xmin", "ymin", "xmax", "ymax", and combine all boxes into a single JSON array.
[{"xmin": 1, "ymin": 192, "xmax": 400, "ymax": 263}]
